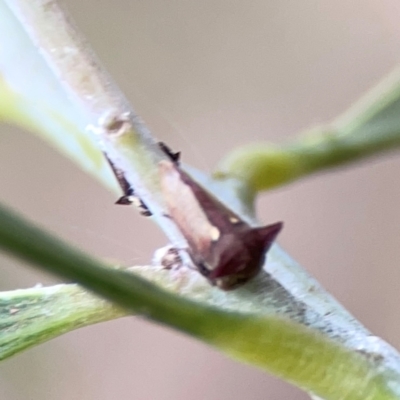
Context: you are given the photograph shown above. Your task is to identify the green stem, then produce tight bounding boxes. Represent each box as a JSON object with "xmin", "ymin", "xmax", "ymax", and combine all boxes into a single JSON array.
[
  {"xmin": 0, "ymin": 284, "xmax": 126, "ymax": 359},
  {"xmin": 217, "ymin": 68, "xmax": 400, "ymax": 192},
  {"xmin": 3, "ymin": 0, "xmax": 187, "ymax": 245},
  {"xmin": 1, "ymin": 203, "xmax": 400, "ymax": 400},
  {"xmin": 0, "ymin": 204, "xmax": 210, "ymax": 332}
]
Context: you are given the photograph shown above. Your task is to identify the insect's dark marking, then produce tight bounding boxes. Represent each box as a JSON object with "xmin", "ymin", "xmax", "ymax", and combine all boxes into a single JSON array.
[
  {"xmin": 159, "ymin": 160, "xmax": 283, "ymax": 290},
  {"xmin": 115, "ymin": 192, "xmax": 134, "ymax": 206},
  {"xmin": 104, "ymin": 154, "xmax": 152, "ymax": 216},
  {"xmin": 160, "ymin": 247, "xmax": 182, "ymax": 270},
  {"xmin": 196, "ymin": 261, "xmax": 212, "ymax": 276},
  {"xmin": 158, "ymin": 142, "xmax": 180, "ymax": 164},
  {"xmin": 130, "ymin": 197, "xmax": 152, "ymax": 217}
]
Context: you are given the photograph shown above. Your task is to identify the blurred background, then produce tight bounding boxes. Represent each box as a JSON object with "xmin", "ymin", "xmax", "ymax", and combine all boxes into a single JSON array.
[{"xmin": 1, "ymin": 1, "xmax": 400, "ymax": 399}]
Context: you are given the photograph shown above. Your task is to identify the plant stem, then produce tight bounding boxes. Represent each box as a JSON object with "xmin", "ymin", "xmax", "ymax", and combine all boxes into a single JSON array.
[
  {"xmin": 217, "ymin": 68, "xmax": 400, "ymax": 192},
  {"xmin": 0, "ymin": 284, "xmax": 126, "ymax": 359},
  {"xmin": 1, "ymin": 203, "xmax": 400, "ymax": 400},
  {"xmin": 4, "ymin": 0, "xmax": 187, "ymax": 246}
]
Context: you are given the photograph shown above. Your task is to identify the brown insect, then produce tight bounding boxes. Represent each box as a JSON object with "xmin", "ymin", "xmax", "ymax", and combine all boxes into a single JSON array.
[
  {"xmin": 105, "ymin": 141, "xmax": 282, "ymax": 290},
  {"xmin": 159, "ymin": 160, "xmax": 283, "ymax": 290}
]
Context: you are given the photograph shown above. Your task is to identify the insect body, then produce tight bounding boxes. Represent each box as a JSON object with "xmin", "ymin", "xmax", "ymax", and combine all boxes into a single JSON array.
[
  {"xmin": 105, "ymin": 141, "xmax": 282, "ymax": 290},
  {"xmin": 159, "ymin": 160, "xmax": 283, "ymax": 290}
]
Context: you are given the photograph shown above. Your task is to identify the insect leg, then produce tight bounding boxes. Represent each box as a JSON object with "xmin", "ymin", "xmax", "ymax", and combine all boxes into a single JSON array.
[
  {"xmin": 104, "ymin": 154, "xmax": 152, "ymax": 216},
  {"xmin": 158, "ymin": 142, "xmax": 181, "ymax": 164}
]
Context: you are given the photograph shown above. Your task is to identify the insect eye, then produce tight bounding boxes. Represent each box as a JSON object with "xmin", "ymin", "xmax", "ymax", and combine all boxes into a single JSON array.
[{"xmin": 197, "ymin": 261, "xmax": 212, "ymax": 277}]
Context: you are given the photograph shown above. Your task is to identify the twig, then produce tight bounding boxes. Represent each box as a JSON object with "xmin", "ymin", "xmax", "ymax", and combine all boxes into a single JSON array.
[{"xmin": 217, "ymin": 68, "xmax": 400, "ymax": 192}]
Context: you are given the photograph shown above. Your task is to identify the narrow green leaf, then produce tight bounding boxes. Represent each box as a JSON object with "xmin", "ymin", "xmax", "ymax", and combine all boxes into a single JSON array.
[
  {"xmin": 1, "ymin": 203, "xmax": 400, "ymax": 400},
  {"xmin": 0, "ymin": 284, "xmax": 126, "ymax": 359}
]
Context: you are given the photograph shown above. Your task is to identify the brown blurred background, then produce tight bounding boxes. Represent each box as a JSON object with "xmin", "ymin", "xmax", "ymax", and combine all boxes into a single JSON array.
[{"xmin": 1, "ymin": 1, "xmax": 400, "ymax": 399}]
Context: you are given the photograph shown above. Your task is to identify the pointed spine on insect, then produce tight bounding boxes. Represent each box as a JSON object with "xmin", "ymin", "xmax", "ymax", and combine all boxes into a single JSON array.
[{"xmin": 159, "ymin": 160, "xmax": 283, "ymax": 290}]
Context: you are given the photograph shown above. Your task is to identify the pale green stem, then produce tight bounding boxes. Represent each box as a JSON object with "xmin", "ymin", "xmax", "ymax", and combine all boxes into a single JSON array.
[
  {"xmin": 4, "ymin": 0, "xmax": 187, "ymax": 245},
  {"xmin": 217, "ymin": 68, "xmax": 400, "ymax": 192},
  {"xmin": 1, "ymin": 203, "xmax": 400, "ymax": 400},
  {"xmin": 0, "ymin": 284, "xmax": 126, "ymax": 359}
]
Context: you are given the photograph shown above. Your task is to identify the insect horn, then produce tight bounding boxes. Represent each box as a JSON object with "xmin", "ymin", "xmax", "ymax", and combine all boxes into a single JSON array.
[{"xmin": 253, "ymin": 221, "xmax": 283, "ymax": 251}]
